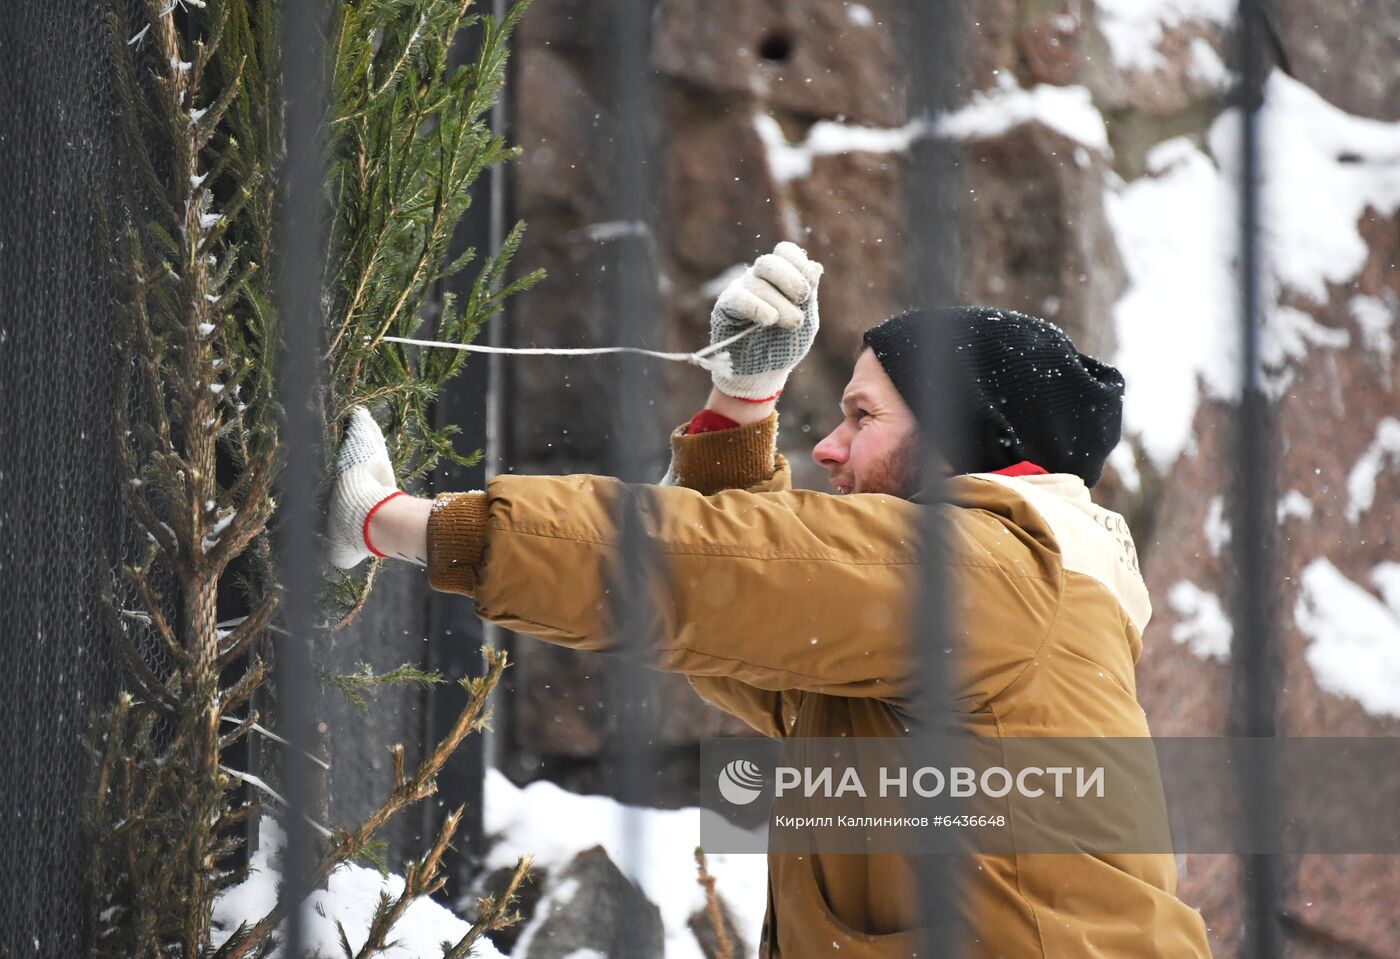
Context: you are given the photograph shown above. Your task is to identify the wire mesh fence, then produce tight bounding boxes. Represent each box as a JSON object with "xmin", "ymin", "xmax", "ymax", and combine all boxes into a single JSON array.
[{"xmin": 0, "ymin": 2, "xmax": 129, "ymax": 954}]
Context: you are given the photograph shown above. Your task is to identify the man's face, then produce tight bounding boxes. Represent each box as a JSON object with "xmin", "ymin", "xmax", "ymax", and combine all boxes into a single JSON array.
[{"xmin": 811, "ymin": 347, "xmax": 921, "ymax": 497}]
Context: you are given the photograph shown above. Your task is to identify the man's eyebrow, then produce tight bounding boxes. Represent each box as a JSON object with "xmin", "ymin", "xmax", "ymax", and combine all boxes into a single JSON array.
[{"xmin": 840, "ymin": 389, "xmax": 871, "ymax": 411}]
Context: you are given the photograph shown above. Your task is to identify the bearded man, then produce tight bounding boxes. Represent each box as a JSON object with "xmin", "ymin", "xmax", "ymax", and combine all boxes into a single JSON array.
[{"xmin": 326, "ymin": 243, "xmax": 1212, "ymax": 957}]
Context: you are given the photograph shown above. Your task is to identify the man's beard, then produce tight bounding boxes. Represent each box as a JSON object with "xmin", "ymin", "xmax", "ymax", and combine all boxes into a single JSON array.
[{"xmin": 859, "ymin": 440, "xmax": 921, "ymax": 498}]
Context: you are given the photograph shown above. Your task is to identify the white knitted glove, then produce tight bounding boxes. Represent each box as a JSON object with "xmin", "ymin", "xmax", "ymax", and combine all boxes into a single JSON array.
[
  {"xmin": 325, "ymin": 406, "xmax": 402, "ymax": 569},
  {"xmin": 709, "ymin": 241, "xmax": 823, "ymax": 401}
]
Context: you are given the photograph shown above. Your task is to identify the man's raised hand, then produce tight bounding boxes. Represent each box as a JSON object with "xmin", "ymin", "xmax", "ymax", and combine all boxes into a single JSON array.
[{"xmin": 709, "ymin": 241, "xmax": 823, "ymax": 401}]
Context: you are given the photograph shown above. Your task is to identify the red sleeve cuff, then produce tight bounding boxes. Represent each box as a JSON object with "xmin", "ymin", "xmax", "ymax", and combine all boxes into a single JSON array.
[{"xmin": 686, "ymin": 408, "xmax": 741, "ymax": 435}]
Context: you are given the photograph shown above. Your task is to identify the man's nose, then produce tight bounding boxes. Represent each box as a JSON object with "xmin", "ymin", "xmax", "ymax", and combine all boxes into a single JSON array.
[{"xmin": 812, "ymin": 428, "xmax": 847, "ymax": 469}]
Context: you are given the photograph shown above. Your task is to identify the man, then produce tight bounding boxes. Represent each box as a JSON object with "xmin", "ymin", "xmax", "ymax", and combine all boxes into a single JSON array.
[{"xmin": 326, "ymin": 243, "xmax": 1212, "ymax": 956}]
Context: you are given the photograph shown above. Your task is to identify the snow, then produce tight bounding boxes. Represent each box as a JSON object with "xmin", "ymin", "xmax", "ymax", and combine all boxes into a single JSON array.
[
  {"xmin": 1277, "ymin": 490, "xmax": 1314, "ymax": 524},
  {"xmin": 1209, "ymin": 75, "xmax": 1400, "ymax": 304},
  {"xmin": 1372, "ymin": 562, "xmax": 1400, "ymax": 612},
  {"xmin": 484, "ymin": 770, "xmax": 768, "ymax": 958},
  {"xmin": 210, "ymin": 509, "xmax": 235, "ymax": 536},
  {"xmin": 1202, "ymin": 496, "xmax": 1230, "ymax": 556},
  {"xmin": 1296, "ymin": 559, "xmax": 1400, "ymax": 718},
  {"xmin": 936, "ymin": 76, "xmax": 1110, "ymax": 153},
  {"xmin": 212, "ymin": 818, "xmax": 506, "ymax": 958},
  {"xmin": 1351, "ymin": 294, "xmax": 1396, "ymax": 372},
  {"xmin": 582, "ymin": 220, "xmax": 648, "ymax": 242},
  {"xmin": 1186, "ymin": 37, "xmax": 1230, "ymax": 90},
  {"xmin": 1108, "ymin": 71, "xmax": 1400, "ymax": 471},
  {"xmin": 1167, "ymin": 581, "xmax": 1232, "ymax": 661},
  {"xmin": 753, "ymin": 75, "xmax": 1106, "ymax": 192},
  {"xmin": 1107, "ymin": 138, "xmax": 1235, "ymax": 469},
  {"xmin": 753, "ymin": 113, "xmax": 923, "ymax": 186},
  {"xmin": 201, "ymin": 508, "xmax": 235, "ymax": 553},
  {"xmin": 1345, "ymin": 417, "xmax": 1400, "ymax": 523},
  {"xmin": 1107, "ymin": 441, "xmax": 1141, "ymax": 493},
  {"xmin": 1095, "ymin": 0, "xmax": 1236, "ymax": 71},
  {"xmin": 846, "ymin": 3, "xmax": 873, "ymax": 27}
]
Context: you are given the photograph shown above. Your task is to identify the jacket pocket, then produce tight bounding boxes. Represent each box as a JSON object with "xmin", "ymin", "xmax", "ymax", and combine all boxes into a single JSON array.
[{"xmin": 780, "ymin": 856, "xmax": 929, "ymax": 958}]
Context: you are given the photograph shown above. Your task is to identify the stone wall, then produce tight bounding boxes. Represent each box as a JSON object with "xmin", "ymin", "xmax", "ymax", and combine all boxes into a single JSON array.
[{"xmin": 496, "ymin": 2, "xmax": 1400, "ymax": 955}]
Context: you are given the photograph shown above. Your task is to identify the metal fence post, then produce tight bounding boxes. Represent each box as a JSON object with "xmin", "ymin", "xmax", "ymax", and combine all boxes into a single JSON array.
[
  {"xmin": 276, "ymin": 0, "xmax": 329, "ymax": 951},
  {"xmin": 903, "ymin": 1, "xmax": 969, "ymax": 954},
  {"xmin": 600, "ymin": 3, "xmax": 664, "ymax": 957},
  {"xmin": 1232, "ymin": 1, "xmax": 1282, "ymax": 955},
  {"xmin": 425, "ymin": 0, "xmax": 513, "ymax": 895}
]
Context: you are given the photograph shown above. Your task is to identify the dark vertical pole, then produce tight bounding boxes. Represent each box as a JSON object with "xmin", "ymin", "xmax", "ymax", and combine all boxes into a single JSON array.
[
  {"xmin": 600, "ymin": 1, "xmax": 662, "ymax": 951},
  {"xmin": 425, "ymin": 0, "xmax": 510, "ymax": 893},
  {"xmin": 481, "ymin": 0, "xmax": 513, "ymax": 780},
  {"xmin": 276, "ymin": 0, "xmax": 328, "ymax": 951},
  {"xmin": 1233, "ymin": 1, "xmax": 1281, "ymax": 955},
  {"xmin": 903, "ymin": 1, "xmax": 967, "ymax": 954}
]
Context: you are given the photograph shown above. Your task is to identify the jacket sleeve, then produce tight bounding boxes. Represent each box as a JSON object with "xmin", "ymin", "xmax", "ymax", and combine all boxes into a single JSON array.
[
  {"xmin": 427, "ymin": 456, "xmax": 1061, "ymax": 707},
  {"xmin": 663, "ymin": 413, "xmax": 797, "ymax": 735},
  {"xmin": 661, "ymin": 410, "xmax": 788, "ymax": 495}
]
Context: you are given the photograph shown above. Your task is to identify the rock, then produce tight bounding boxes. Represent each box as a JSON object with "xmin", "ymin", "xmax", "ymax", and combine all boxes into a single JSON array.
[
  {"xmin": 785, "ymin": 147, "xmax": 907, "ymax": 484},
  {"xmin": 1287, "ymin": 855, "xmax": 1400, "ymax": 957},
  {"xmin": 792, "ymin": 150, "xmax": 907, "ymax": 336},
  {"xmin": 1081, "ymin": 17, "xmax": 1231, "ymax": 120},
  {"xmin": 502, "ymin": 230, "xmax": 632, "ymax": 472},
  {"xmin": 962, "ymin": 0, "xmax": 1023, "ymax": 97},
  {"xmin": 503, "ymin": 627, "xmax": 756, "ymax": 808},
  {"xmin": 959, "ymin": 123, "xmax": 1125, "ymax": 357},
  {"xmin": 663, "ymin": 87, "xmax": 784, "ymax": 282},
  {"xmin": 515, "ymin": 0, "xmax": 600, "ymax": 52},
  {"xmin": 654, "ymin": 0, "xmax": 904, "ymax": 126},
  {"xmin": 1133, "ymin": 209, "xmax": 1400, "ymax": 956},
  {"xmin": 689, "ymin": 897, "xmax": 748, "ymax": 958},
  {"xmin": 508, "ymin": 637, "xmax": 749, "ymax": 744},
  {"xmin": 516, "ymin": 846, "xmax": 665, "ymax": 959},
  {"xmin": 515, "ymin": 45, "xmax": 605, "ymax": 223},
  {"xmin": 1271, "ymin": 0, "xmax": 1400, "ymax": 121},
  {"xmin": 1017, "ymin": 3, "xmax": 1089, "ymax": 87}
]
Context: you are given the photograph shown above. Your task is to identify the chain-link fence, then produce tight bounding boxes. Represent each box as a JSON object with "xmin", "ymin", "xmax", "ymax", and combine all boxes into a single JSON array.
[{"xmin": 0, "ymin": 3, "xmax": 124, "ymax": 954}]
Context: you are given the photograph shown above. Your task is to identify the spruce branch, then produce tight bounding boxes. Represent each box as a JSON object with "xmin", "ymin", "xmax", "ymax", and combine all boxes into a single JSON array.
[
  {"xmin": 350, "ymin": 806, "xmax": 463, "ymax": 958},
  {"xmin": 443, "ymin": 854, "xmax": 533, "ymax": 959},
  {"xmin": 215, "ymin": 648, "xmax": 510, "ymax": 959},
  {"xmin": 327, "ymin": 662, "xmax": 445, "ymax": 716}
]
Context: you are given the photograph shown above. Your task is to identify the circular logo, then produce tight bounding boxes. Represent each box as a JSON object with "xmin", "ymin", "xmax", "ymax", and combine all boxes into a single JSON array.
[{"xmin": 718, "ymin": 759, "xmax": 765, "ymax": 805}]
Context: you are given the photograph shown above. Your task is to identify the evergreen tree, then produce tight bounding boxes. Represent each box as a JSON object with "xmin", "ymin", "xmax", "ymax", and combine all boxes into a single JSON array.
[{"xmin": 85, "ymin": 0, "xmax": 537, "ymax": 954}]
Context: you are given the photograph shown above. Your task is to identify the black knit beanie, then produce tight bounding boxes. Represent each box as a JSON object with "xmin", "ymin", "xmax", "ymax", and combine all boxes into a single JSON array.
[{"xmin": 861, "ymin": 307, "xmax": 1125, "ymax": 487}]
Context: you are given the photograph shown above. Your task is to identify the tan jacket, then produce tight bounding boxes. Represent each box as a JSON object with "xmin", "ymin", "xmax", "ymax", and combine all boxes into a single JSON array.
[{"xmin": 426, "ymin": 414, "xmax": 1212, "ymax": 958}]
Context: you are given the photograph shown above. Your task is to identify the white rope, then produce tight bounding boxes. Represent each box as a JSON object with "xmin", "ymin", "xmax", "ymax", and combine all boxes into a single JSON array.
[{"xmin": 379, "ymin": 324, "xmax": 759, "ymax": 379}]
